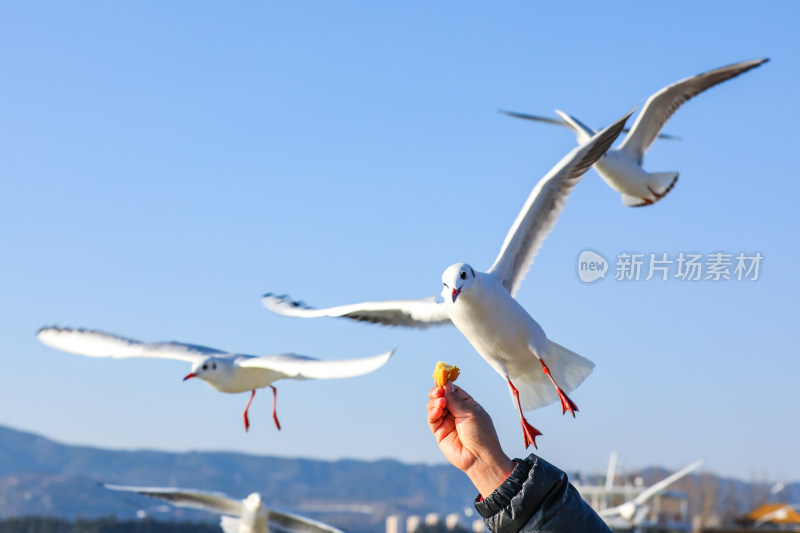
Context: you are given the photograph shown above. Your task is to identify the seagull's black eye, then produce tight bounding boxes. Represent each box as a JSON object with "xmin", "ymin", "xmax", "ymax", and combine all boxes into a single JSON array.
[
  {"xmin": 460, "ymin": 271, "xmax": 467, "ymax": 280},
  {"xmin": 202, "ymin": 364, "xmax": 208, "ymax": 370},
  {"xmin": 443, "ymin": 282, "xmax": 449, "ymax": 288}
]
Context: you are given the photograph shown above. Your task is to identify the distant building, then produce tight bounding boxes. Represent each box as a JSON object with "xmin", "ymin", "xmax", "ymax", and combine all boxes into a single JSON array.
[
  {"xmin": 445, "ymin": 512, "xmax": 463, "ymax": 530},
  {"xmin": 385, "ymin": 514, "xmax": 402, "ymax": 533},
  {"xmin": 425, "ymin": 513, "xmax": 440, "ymax": 526},
  {"xmin": 740, "ymin": 503, "xmax": 800, "ymax": 529},
  {"xmin": 406, "ymin": 515, "xmax": 421, "ymax": 533}
]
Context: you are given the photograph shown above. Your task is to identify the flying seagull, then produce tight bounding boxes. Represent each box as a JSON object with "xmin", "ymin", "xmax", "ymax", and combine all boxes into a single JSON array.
[
  {"xmin": 598, "ymin": 460, "xmax": 703, "ymax": 526},
  {"xmin": 103, "ymin": 484, "xmax": 345, "ymax": 533},
  {"xmin": 502, "ymin": 58, "xmax": 768, "ymax": 206},
  {"xmin": 37, "ymin": 326, "xmax": 394, "ymax": 432},
  {"xmin": 262, "ymin": 108, "xmax": 633, "ymax": 448}
]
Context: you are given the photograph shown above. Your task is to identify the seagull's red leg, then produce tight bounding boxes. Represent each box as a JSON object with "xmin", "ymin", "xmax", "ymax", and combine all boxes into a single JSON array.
[
  {"xmin": 539, "ymin": 359, "xmax": 578, "ymax": 417},
  {"xmin": 243, "ymin": 390, "xmax": 256, "ymax": 432},
  {"xmin": 507, "ymin": 378, "xmax": 542, "ymax": 449},
  {"xmin": 270, "ymin": 385, "xmax": 281, "ymax": 431}
]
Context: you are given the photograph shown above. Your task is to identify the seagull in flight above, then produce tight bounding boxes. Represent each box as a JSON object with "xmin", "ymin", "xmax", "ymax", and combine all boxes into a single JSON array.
[
  {"xmin": 262, "ymin": 108, "xmax": 634, "ymax": 448},
  {"xmin": 103, "ymin": 483, "xmax": 345, "ymax": 533},
  {"xmin": 37, "ymin": 326, "xmax": 394, "ymax": 432},
  {"xmin": 501, "ymin": 58, "xmax": 768, "ymax": 206}
]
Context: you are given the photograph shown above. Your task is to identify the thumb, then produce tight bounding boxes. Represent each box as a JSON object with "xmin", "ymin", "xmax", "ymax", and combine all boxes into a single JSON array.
[{"xmin": 443, "ymin": 382, "xmax": 480, "ymax": 417}]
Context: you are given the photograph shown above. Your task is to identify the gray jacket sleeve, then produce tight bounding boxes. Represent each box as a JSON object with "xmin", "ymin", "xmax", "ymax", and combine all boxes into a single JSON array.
[{"xmin": 474, "ymin": 454, "xmax": 612, "ymax": 533}]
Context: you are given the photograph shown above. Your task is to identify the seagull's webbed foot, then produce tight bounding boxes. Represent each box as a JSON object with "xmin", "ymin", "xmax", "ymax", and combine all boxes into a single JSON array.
[
  {"xmin": 520, "ymin": 416, "xmax": 543, "ymax": 449},
  {"xmin": 270, "ymin": 385, "xmax": 281, "ymax": 431},
  {"xmin": 539, "ymin": 359, "xmax": 579, "ymax": 417},
  {"xmin": 243, "ymin": 390, "xmax": 256, "ymax": 432},
  {"xmin": 508, "ymin": 378, "xmax": 542, "ymax": 449}
]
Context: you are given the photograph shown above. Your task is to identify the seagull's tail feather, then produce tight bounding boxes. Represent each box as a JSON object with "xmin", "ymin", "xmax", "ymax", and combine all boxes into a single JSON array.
[
  {"xmin": 648, "ymin": 171, "xmax": 679, "ymax": 200},
  {"xmin": 511, "ymin": 340, "xmax": 595, "ymax": 412},
  {"xmin": 219, "ymin": 515, "xmax": 241, "ymax": 533},
  {"xmin": 622, "ymin": 171, "xmax": 679, "ymax": 207}
]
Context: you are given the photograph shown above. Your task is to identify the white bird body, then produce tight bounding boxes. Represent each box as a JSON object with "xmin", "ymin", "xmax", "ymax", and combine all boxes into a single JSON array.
[
  {"xmin": 504, "ymin": 58, "xmax": 769, "ymax": 206},
  {"xmin": 263, "ymin": 108, "xmax": 634, "ymax": 447},
  {"xmin": 443, "ymin": 270, "xmax": 551, "ymax": 410},
  {"xmin": 592, "ymin": 149, "xmax": 675, "ymax": 204},
  {"xmin": 37, "ymin": 327, "xmax": 394, "ymax": 431},
  {"xmin": 103, "ymin": 484, "xmax": 345, "ymax": 533}
]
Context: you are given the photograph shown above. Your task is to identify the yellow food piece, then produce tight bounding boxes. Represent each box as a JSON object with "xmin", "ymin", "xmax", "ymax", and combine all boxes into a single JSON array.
[{"xmin": 433, "ymin": 361, "xmax": 460, "ymax": 387}]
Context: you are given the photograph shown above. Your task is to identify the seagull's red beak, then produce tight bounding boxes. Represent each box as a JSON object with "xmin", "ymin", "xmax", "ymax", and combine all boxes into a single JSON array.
[
  {"xmin": 451, "ymin": 287, "xmax": 462, "ymax": 303},
  {"xmin": 183, "ymin": 373, "xmax": 197, "ymax": 381}
]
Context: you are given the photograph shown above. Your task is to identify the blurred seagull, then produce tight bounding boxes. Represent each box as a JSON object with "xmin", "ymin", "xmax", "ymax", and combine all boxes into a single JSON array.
[
  {"xmin": 598, "ymin": 460, "xmax": 703, "ymax": 526},
  {"xmin": 103, "ymin": 484, "xmax": 345, "ymax": 533},
  {"xmin": 37, "ymin": 326, "xmax": 394, "ymax": 432},
  {"xmin": 262, "ymin": 108, "xmax": 633, "ymax": 448},
  {"xmin": 502, "ymin": 58, "xmax": 768, "ymax": 206}
]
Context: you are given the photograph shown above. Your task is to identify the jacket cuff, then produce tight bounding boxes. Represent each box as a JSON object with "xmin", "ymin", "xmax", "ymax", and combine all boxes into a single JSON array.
[
  {"xmin": 474, "ymin": 457, "xmax": 532, "ymax": 514},
  {"xmin": 474, "ymin": 453, "xmax": 569, "ymax": 530}
]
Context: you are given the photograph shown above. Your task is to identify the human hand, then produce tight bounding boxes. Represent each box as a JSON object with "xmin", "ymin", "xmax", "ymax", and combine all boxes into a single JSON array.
[{"xmin": 427, "ymin": 382, "xmax": 514, "ymax": 497}]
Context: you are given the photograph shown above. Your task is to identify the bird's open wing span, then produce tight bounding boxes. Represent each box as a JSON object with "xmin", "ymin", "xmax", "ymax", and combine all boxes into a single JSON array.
[
  {"xmin": 268, "ymin": 510, "xmax": 346, "ymax": 533},
  {"xmin": 37, "ymin": 327, "xmax": 225, "ymax": 363},
  {"xmin": 499, "ymin": 109, "xmax": 679, "ymax": 141},
  {"xmin": 239, "ymin": 350, "xmax": 395, "ymax": 380},
  {"xmin": 632, "ymin": 460, "xmax": 703, "ymax": 506},
  {"xmin": 619, "ymin": 58, "xmax": 768, "ymax": 163},
  {"xmin": 487, "ymin": 108, "xmax": 633, "ymax": 296},
  {"xmin": 261, "ymin": 293, "xmax": 451, "ymax": 328},
  {"xmin": 103, "ymin": 484, "xmax": 242, "ymax": 516}
]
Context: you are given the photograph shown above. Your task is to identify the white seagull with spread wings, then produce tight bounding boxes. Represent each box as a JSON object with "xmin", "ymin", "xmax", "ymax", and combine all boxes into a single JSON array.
[
  {"xmin": 38, "ymin": 326, "xmax": 394, "ymax": 432},
  {"xmin": 598, "ymin": 460, "xmax": 703, "ymax": 527},
  {"xmin": 501, "ymin": 58, "xmax": 768, "ymax": 206},
  {"xmin": 263, "ymin": 108, "xmax": 634, "ymax": 448},
  {"xmin": 103, "ymin": 484, "xmax": 345, "ymax": 533}
]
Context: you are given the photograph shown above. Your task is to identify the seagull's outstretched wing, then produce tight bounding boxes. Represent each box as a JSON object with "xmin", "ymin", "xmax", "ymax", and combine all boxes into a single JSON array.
[
  {"xmin": 103, "ymin": 484, "xmax": 242, "ymax": 516},
  {"xmin": 598, "ymin": 460, "xmax": 702, "ymax": 520},
  {"xmin": 631, "ymin": 459, "xmax": 703, "ymax": 506},
  {"xmin": 240, "ymin": 350, "xmax": 395, "ymax": 380},
  {"xmin": 487, "ymin": 108, "xmax": 633, "ymax": 296},
  {"xmin": 37, "ymin": 327, "xmax": 225, "ymax": 363},
  {"xmin": 619, "ymin": 58, "xmax": 768, "ymax": 163},
  {"xmin": 268, "ymin": 510, "xmax": 346, "ymax": 533},
  {"xmin": 499, "ymin": 109, "xmax": 679, "ymax": 141},
  {"xmin": 262, "ymin": 293, "xmax": 451, "ymax": 328}
]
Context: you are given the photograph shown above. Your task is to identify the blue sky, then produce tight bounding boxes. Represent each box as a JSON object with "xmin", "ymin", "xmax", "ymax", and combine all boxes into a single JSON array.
[{"xmin": 2, "ymin": 2, "xmax": 799, "ymax": 482}]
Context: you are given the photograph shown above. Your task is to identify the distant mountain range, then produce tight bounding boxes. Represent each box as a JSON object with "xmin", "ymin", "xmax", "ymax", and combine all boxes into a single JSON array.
[{"xmin": 0, "ymin": 424, "xmax": 796, "ymax": 532}]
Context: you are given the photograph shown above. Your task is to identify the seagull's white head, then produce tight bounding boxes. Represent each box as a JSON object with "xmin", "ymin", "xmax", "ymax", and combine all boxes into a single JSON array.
[
  {"xmin": 183, "ymin": 357, "xmax": 223, "ymax": 383},
  {"xmin": 243, "ymin": 492, "xmax": 264, "ymax": 512},
  {"xmin": 441, "ymin": 263, "xmax": 476, "ymax": 303}
]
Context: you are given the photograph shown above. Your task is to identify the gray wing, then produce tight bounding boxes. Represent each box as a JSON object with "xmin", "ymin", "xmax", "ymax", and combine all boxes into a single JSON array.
[
  {"xmin": 103, "ymin": 484, "xmax": 242, "ymax": 516},
  {"xmin": 262, "ymin": 293, "xmax": 451, "ymax": 328},
  {"xmin": 239, "ymin": 350, "xmax": 394, "ymax": 380},
  {"xmin": 268, "ymin": 510, "xmax": 346, "ymax": 533},
  {"xmin": 487, "ymin": 108, "xmax": 633, "ymax": 296},
  {"xmin": 499, "ymin": 109, "xmax": 679, "ymax": 141},
  {"xmin": 631, "ymin": 460, "xmax": 703, "ymax": 506},
  {"xmin": 37, "ymin": 326, "xmax": 226, "ymax": 363},
  {"xmin": 619, "ymin": 58, "xmax": 768, "ymax": 162}
]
